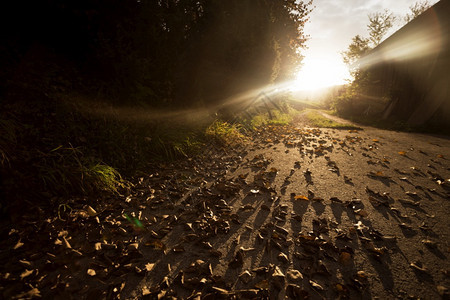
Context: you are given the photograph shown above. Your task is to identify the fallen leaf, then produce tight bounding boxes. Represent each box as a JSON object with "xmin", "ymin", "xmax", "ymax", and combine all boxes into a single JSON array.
[
  {"xmin": 239, "ymin": 247, "xmax": 256, "ymax": 252},
  {"xmin": 357, "ymin": 271, "xmax": 368, "ymax": 279},
  {"xmin": 286, "ymin": 284, "xmax": 309, "ymax": 299},
  {"xmin": 239, "ymin": 270, "xmax": 252, "ymax": 283},
  {"xmin": 145, "ymin": 240, "xmax": 165, "ymax": 251},
  {"xmin": 145, "ymin": 263, "xmax": 155, "ymax": 272},
  {"xmin": 86, "ymin": 206, "xmax": 97, "ymax": 216},
  {"xmin": 399, "ymin": 223, "xmax": 413, "ymax": 230},
  {"xmin": 278, "ymin": 252, "xmax": 289, "ymax": 263},
  {"xmin": 410, "ymin": 261, "xmax": 427, "ymax": 272},
  {"xmin": 13, "ymin": 239, "xmax": 24, "ymax": 250},
  {"xmin": 20, "ymin": 269, "xmax": 33, "ymax": 279},
  {"xmin": 287, "ymin": 269, "xmax": 303, "ymax": 282},
  {"xmin": 87, "ymin": 269, "xmax": 96, "ymax": 276},
  {"xmin": 398, "ymin": 151, "xmax": 407, "ymax": 156},
  {"xmin": 354, "ymin": 209, "xmax": 368, "ymax": 217},
  {"xmin": 271, "ymin": 266, "xmax": 285, "ymax": 289},
  {"xmin": 309, "ymin": 280, "xmax": 324, "ymax": 291},
  {"xmin": 294, "ymin": 195, "xmax": 309, "ymax": 201},
  {"xmin": 127, "ymin": 243, "xmax": 139, "ymax": 251},
  {"xmin": 14, "ymin": 288, "xmax": 41, "ymax": 299},
  {"xmin": 422, "ymin": 240, "xmax": 437, "ymax": 248},
  {"xmin": 62, "ymin": 237, "xmax": 72, "ymax": 249},
  {"xmin": 254, "ymin": 279, "xmax": 269, "ymax": 290},
  {"xmin": 19, "ymin": 260, "xmax": 32, "ymax": 268}
]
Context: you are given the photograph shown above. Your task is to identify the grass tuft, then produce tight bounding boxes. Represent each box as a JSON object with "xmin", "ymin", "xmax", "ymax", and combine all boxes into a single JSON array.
[{"xmin": 205, "ymin": 120, "xmax": 247, "ymax": 147}]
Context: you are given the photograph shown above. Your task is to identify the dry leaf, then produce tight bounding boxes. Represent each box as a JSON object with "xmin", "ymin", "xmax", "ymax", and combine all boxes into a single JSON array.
[
  {"xmin": 87, "ymin": 269, "xmax": 96, "ymax": 276},
  {"xmin": 239, "ymin": 270, "xmax": 252, "ymax": 283},
  {"xmin": 86, "ymin": 206, "xmax": 97, "ymax": 216},
  {"xmin": 422, "ymin": 240, "xmax": 437, "ymax": 248},
  {"xmin": 278, "ymin": 252, "xmax": 289, "ymax": 263},
  {"xmin": 62, "ymin": 237, "xmax": 72, "ymax": 249},
  {"xmin": 127, "ymin": 243, "xmax": 139, "ymax": 251},
  {"xmin": 294, "ymin": 195, "xmax": 309, "ymax": 201},
  {"xmin": 254, "ymin": 279, "xmax": 269, "ymax": 290},
  {"xmin": 271, "ymin": 266, "xmax": 285, "ymax": 289},
  {"xmin": 13, "ymin": 239, "xmax": 24, "ymax": 250},
  {"xmin": 287, "ymin": 269, "xmax": 303, "ymax": 282},
  {"xmin": 410, "ymin": 262, "xmax": 427, "ymax": 272},
  {"xmin": 145, "ymin": 263, "xmax": 155, "ymax": 272},
  {"xmin": 354, "ymin": 209, "xmax": 368, "ymax": 217},
  {"xmin": 286, "ymin": 284, "xmax": 309, "ymax": 299},
  {"xmin": 20, "ymin": 269, "xmax": 33, "ymax": 279},
  {"xmin": 145, "ymin": 240, "xmax": 165, "ymax": 250},
  {"xmin": 309, "ymin": 280, "xmax": 323, "ymax": 290},
  {"xmin": 14, "ymin": 288, "xmax": 41, "ymax": 299}
]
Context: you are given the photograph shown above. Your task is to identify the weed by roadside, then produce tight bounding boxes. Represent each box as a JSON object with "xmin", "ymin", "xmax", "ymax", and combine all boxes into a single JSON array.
[{"xmin": 205, "ymin": 120, "xmax": 247, "ymax": 147}]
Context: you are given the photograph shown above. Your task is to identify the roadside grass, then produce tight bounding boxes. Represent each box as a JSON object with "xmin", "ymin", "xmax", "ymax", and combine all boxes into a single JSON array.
[
  {"xmin": 0, "ymin": 93, "xmax": 301, "ymax": 209},
  {"xmin": 36, "ymin": 145, "xmax": 128, "ymax": 196},
  {"xmin": 205, "ymin": 120, "xmax": 248, "ymax": 147},
  {"xmin": 304, "ymin": 109, "xmax": 361, "ymax": 129},
  {"xmin": 250, "ymin": 109, "xmax": 293, "ymax": 127},
  {"xmin": 239, "ymin": 105, "xmax": 297, "ymax": 130},
  {"xmin": 0, "ymin": 98, "xmax": 209, "ymax": 204}
]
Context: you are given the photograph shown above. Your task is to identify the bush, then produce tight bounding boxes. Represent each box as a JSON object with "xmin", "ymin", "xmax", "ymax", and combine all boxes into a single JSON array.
[{"xmin": 333, "ymin": 92, "xmax": 355, "ymax": 117}]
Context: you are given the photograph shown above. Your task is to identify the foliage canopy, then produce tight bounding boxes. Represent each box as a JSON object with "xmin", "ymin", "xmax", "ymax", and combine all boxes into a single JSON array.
[{"xmin": 1, "ymin": 0, "xmax": 313, "ymax": 107}]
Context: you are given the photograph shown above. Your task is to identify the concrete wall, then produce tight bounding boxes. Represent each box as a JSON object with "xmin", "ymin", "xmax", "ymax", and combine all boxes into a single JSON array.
[{"xmin": 360, "ymin": 0, "xmax": 450, "ymax": 126}]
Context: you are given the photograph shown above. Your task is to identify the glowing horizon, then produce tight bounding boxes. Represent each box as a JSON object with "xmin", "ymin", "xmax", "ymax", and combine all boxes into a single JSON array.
[{"xmin": 290, "ymin": 56, "xmax": 351, "ymax": 92}]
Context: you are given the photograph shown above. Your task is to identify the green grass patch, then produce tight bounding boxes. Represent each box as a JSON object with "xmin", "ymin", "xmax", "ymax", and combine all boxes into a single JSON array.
[
  {"xmin": 205, "ymin": 120, "xmax": 247, "ymax": 146},
  {"xmin": 250, "ymin": 109, "xmax": 293, "ymax": 127},
  {"xmin": 34, "ymin": 145, "xmax": 129, "ymax": 196},
  {"xmin": 238, "ymin": 105, "xmax": 297, "ymax": 130},
  {"xmin": 304, "ymin": 109, "xmax": 360, "ymax": 129},
  {"xmin": 0, "ymin": 98, "xmax": 209, "ymax": 202}
]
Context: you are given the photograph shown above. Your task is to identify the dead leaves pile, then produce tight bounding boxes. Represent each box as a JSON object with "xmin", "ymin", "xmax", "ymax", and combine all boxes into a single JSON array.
[{"xmin": 2, "ymin": 123, "xmax": 449, "ymax": 299}]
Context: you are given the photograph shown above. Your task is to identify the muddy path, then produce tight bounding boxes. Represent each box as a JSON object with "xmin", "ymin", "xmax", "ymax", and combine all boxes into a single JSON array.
[{"xmin": 1, "ymin": 114, "xmax": 449, "ymax": 299}]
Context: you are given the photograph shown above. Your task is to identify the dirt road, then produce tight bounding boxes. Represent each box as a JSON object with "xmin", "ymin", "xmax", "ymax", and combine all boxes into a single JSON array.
[{"xmin": 1, "ymin": 113, "xmax": 449, "ymax": 299}]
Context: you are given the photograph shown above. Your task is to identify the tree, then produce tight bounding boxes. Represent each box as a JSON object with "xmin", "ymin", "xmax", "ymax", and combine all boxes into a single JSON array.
[
  {"xmin": 341, "ymin": 35, "xmax": 371, "ymax": 69},
  {"xmin": 173, "ymin": 0, "xmax": 313, "ymax": 105},
  {"xmin": 404, "ymin": 1, "xmax": 431, "ymax": 23},
  {"xmin": 367, "ymin": 9, "xmax": 396, "ymax": 46},
  {"xmin": 0, "ymin": 0, "xmax": 313, "ymax": 107}
]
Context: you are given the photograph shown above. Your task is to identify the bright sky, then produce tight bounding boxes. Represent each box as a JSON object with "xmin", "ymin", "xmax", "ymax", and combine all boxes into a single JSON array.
[{"xmin": 293, "ymin": 0, "xmax": 439, "ymax": 91}]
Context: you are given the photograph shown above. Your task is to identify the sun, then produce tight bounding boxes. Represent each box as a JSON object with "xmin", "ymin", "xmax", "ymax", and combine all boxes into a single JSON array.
[{"xmin": 290, "ymin": 57, "xmax": 350, "ymax": 92}]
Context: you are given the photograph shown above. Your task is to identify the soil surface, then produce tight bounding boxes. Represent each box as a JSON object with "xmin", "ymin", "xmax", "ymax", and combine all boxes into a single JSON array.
[{"xmin": 1, "ymin": 113, "xmax": 449, "ymax": 299}]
